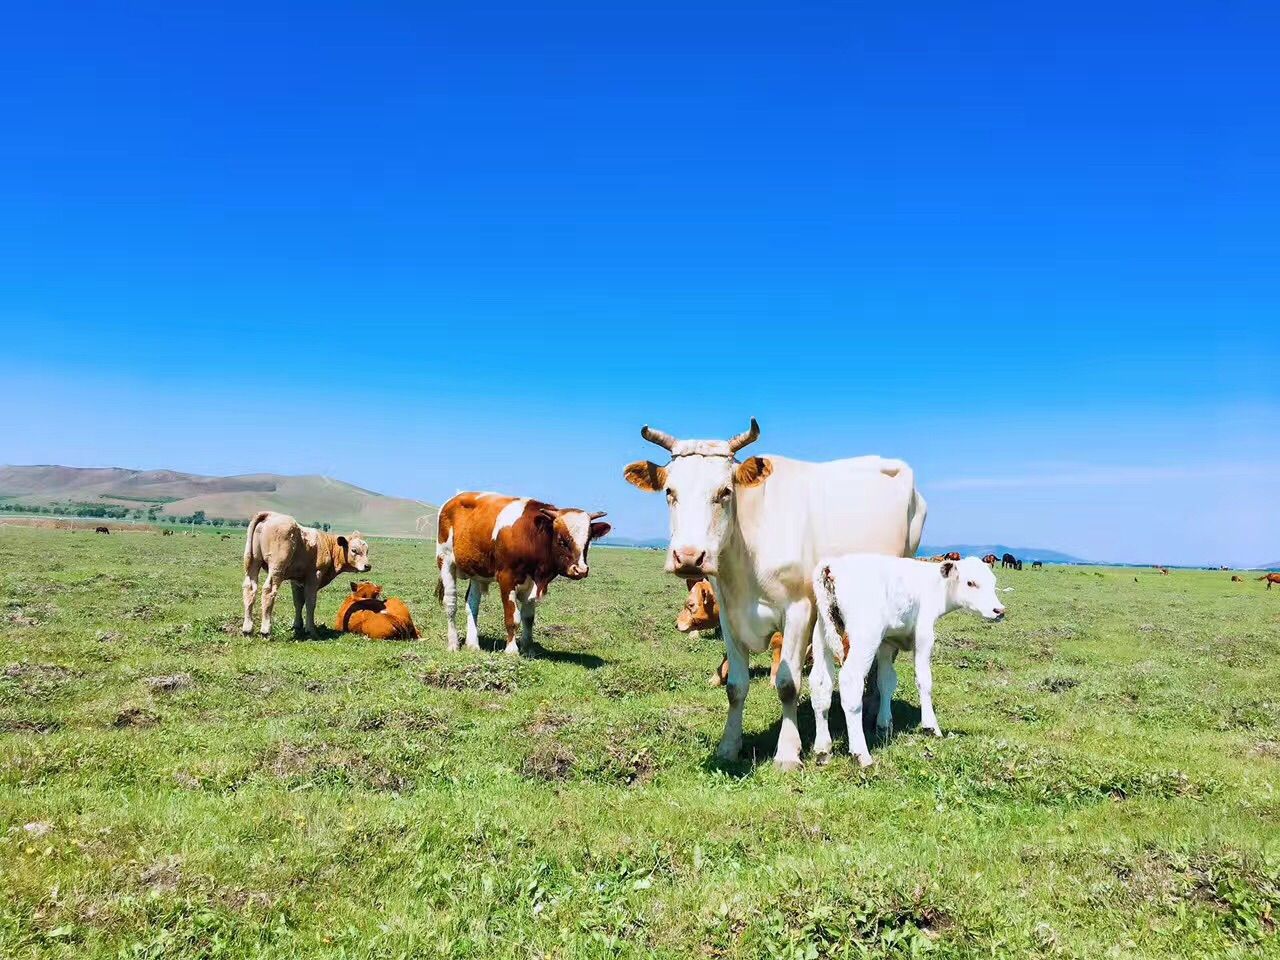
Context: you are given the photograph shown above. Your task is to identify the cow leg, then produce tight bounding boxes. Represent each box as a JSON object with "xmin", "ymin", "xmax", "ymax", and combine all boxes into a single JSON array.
[
  {"xmin": 839, "ymin": 632, "xmax": 881, "ymax": 767},
  {"xmin": 259, "ymin": 572, "xmax": 282, "ymax": 637},
  {"xmin": 709, "ymin": 655, "xmax": 729, "ymax": 687},
  {"xmin": 714, "ymin": 623, "xmax": 750, "ymax": 764},
  {"xmin": 809, "ymin": 623, "xmax": 837, "ymax": 762},
  {"xmin": 518, "ymin": 598, "xmax": 536, "ymax": 655},
  {"xmin": 241, "ymin": 563, "xmax": 260, "ymax": 635},
  {"xmin": 290, "ymin": 582, "xmax": 306, "ymax": 637},
  {"xmin": 875, "ymin": 645, "xmax": 898, "ymax": 738},
  {"xmin": 498, "ymin": 573, "xmax": 521, "ymax": 655},
  {"xmin": 772, "ymin": 597, "xmax": 813, "ymax": 772},
  {"xmin": 914, "ymin": 626, "xmax": 941, "ymax": 736},
  {"xmin": 440, "ymin": 560, "xmax": 460, "ymax": 651},
  {"xmin": 464, "ymin": 581, "xmax": 486, "ymax": 650},
  {"xmin": 303, "ymin": 577, "xmax": 320, "ymax": 639}
]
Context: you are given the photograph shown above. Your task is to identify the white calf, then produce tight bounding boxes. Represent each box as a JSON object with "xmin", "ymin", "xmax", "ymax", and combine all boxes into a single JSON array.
[{"xmin": 809, "ymin": 555, "xmax": 1005, "ymax": 766}]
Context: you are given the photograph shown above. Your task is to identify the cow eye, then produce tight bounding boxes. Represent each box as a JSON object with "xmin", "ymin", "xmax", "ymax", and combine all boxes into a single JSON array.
[
  {"xmin": 665, "ymin": 489, "xmax": 677, "ymax": 503},
  {"xmin": 967, "ymin": 581, "xmax": 977, "ymax": 588},
  {"xmin": 715, "ymin": 488, "xmax": 731, "ymax": 502}
]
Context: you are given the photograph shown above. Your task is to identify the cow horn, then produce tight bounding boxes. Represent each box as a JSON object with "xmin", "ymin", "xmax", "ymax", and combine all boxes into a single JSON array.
[
  {"xmin": 589, "ymin": 511, "xmax": 607, "ymax": 520},
  {"xmin": 640, "ymin": 425, "xmax": 677, "ymax": 451},
  {"xmin": 727, "ymin": 417, "xmax": 760, "ymax": 453}
]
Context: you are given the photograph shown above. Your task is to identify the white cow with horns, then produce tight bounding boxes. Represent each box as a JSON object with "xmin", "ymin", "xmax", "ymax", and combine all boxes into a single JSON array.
[{"xmin": 623, "ymin": 419, "xmax": 927, "ymax": 769}]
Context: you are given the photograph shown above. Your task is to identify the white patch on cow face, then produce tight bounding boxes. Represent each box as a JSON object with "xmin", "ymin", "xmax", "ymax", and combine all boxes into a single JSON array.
[
  {"xmin": 346, "ymin": 535, "xmax": 372, "ymax": 572},
  {"xmin": 661, "ymin": 455, "xmax": 737, "ymax": 577},
  {"xmin": 492, "ymin": 498, "xmax": 529, "ymax": 539},
  {"xmin": 559, "ymin": 510, "xmax": 591, "ymax": 579},
  {"xmin": 948, "ymin": 558, "xmax": 1005, "ymax": 620}
]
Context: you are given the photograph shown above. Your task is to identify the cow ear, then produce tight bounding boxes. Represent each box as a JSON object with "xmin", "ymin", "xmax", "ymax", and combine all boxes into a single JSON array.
[
  {"xmin": 534, "ymin": 511, "xmax": 554, "ymax": 531},
  {"xmin": 940, "ymin": 560, "xmax": 956, "ymax": 579},
  {"xmin": 623, "ymin": 460, "xmax": 667, "ymax": 492},
  {"xmin": 336, "ymin": 536, "xmax": 349, "ymax": 563},
  {"xmin": 589, "ymin": 521, "xmax": 611, "ymax": 541},
  {"xmin": 350, "ymin": 581, "xmax": 358, "ymax": 593},
  {"xmin": 734, "ymin": 456, "xmax": 773, "ymax": 488}
]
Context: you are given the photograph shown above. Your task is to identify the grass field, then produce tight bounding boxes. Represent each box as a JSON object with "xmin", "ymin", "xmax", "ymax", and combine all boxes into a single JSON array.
[{"xmin": 2, "ymin": 526, "xmax": 1278, "ymax": 958}]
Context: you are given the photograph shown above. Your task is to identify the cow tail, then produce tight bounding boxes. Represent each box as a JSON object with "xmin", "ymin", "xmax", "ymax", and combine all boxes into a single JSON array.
[
  {"xmin": 244, "ymin": 511, "xmax": 270, "ymax": 573},
  {"xmin": 1260, "ymin": 575, "xmax": 1270, "ymax": 581},
  {"xmin": 814, "ymin": 564, "xmax": 850, "ymax": 666}
]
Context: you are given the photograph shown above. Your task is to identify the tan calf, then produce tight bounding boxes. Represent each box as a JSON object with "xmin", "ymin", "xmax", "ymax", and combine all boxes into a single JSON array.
[{"xmin": 242, "ymin": 511, "xmax": 371, "ymax": 638}]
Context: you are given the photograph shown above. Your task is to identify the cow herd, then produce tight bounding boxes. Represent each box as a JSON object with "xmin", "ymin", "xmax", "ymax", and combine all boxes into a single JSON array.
[{"xmin": 228, "ymin": 418, "xmax": 1274, "ymax": 769}]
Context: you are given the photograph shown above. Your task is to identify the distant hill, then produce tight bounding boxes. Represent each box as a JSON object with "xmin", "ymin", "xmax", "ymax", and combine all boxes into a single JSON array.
[
  {"xmin": 919, "ymin": 544, "xmax": 1089, "ymax": 564},
  {"xmin": 0, "ymin": 465, "xmax": 436, "ymax": 538}
]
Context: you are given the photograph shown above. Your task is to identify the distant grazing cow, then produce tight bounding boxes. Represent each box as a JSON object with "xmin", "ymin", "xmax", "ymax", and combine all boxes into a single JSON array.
[
  {"xmin": 1259, "ymin": 573, "xmax": 1280, "ymax": 589},
  {"xmin": 335, "ymin": 581, "xmax": 419, "ymax": 639},
  {"xmin": 1157, "ymin": 566, "xmax": 1170, "ymax": 576},
  {"xmin": 95, "ymin": 526, "xmax": 110, "ymax": 534},
  {"xmin": 981, "ymin": 553, "xmax": 998, "ymax": 567},
  {"xmin": 1231, "ymin": 575, "xmax": 1245, "ymax": 582},
  {"xmin": 242, "ymin": 511, "xmax": 371, "ymax": 638},
  {"xmin": 1001, "ymin": 553, "xmax": 1017, "ymax": 569},
  {"xmin": 1031, "ymin": 560, "xmax": 1043, "ymax": 569},
  {"xmin": 811, "ymin": 555, "xmax": 1005, "ymax": 766},
  {"xmin": 944, "ymin": 551, "xmax": 961, "ymax": 562},
  {"xmin": 928, "ymin": 555, "xmax": 946, "ymax": 562},
  {"xmin": 162, "ymin": 529, "xmax": 173, "ymax": 536},
  {"xmin": 435, "ymin": 493, "xmax": 610, "ymax": 655}
]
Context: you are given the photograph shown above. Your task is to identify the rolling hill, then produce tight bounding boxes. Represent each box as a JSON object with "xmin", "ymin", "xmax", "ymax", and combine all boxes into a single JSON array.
[{"xmin": 0, "ymin": 465, "xmax": 436, "ymax": 538}]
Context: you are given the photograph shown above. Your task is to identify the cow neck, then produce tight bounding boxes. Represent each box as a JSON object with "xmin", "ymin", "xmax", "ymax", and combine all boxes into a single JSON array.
[{"xmin": 340, "ymin": 598, "xmax": 385, "ymax": 631}]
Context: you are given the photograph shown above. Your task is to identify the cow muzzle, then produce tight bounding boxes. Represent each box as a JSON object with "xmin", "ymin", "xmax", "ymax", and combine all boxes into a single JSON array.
[
  {"xmin": 668, "ymin": 546, "xmax": 712, "ymax": 577},
  {"xmin": 566, "ymin": 564, "xmax": 589, "ymax": 580}
]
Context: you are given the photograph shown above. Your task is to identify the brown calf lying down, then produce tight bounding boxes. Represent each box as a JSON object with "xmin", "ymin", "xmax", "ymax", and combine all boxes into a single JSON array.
[
  {"xmin": 335, "ymin": 582, "xmax": 419, "ymax": 639},
  {"xmin": 676, "ymin": 578, "xmax": 787, "ymax": 687},
  {"xmin": 1231, "ymin": 575, "xmax": 1245, "ymax": 582},
  {"xmin": 242, "ymin": 511, "xmax": 371, "ymax": 638}
]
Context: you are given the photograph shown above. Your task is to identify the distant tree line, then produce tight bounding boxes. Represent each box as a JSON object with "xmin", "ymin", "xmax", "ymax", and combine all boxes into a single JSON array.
[{"xmin": 0, "ymin": 501, "xmax": 255, "ymax": 527}]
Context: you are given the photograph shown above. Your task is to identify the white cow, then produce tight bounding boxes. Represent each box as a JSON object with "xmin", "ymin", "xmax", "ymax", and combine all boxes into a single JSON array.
[
  {"xmin": 623, "ymin": 419, "xmax": 927, "ymax": 769},
  {"xmin": 810, "ymin": 555, "xmax": 1005, "ymax": 766}
]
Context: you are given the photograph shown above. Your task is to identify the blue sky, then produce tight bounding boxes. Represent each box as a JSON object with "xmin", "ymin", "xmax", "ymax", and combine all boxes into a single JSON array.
[{"xmin": 4, "ymin": 2, "xmax": 1277, "ymax": 565}]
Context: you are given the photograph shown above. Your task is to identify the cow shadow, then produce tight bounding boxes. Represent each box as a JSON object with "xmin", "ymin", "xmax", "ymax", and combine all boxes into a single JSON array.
[
  {"xmin": 469, "ymin": 633, "xmax": 606, "ymax": 669},
  {"xmin": 703, "ymin": 693, "xmax": 927, "ymax": 776}
]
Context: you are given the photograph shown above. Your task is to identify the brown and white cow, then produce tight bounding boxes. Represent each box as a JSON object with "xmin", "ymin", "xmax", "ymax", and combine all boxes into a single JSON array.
[
  {"xmin": 242, "ymin": 511, "xmax": 372, "ymax": 638},
  {"xmin": 981, "ymin": 553, "xmax": 998, "ymax": 568},
  {"xmin": 435, "ymin": 493, "xmax": 610, "ymax": 655}
]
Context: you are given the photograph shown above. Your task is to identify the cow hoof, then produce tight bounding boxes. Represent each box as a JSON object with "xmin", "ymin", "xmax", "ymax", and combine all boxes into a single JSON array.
[
  {"xmin": 876, "ymin": 723, "xmax": 893, "ymax": 740},
  {"xmin": 814, "ymin": 750, "xmax": 832, "ymax": 767},
  {"xmin": 714, "ymin": 743, "xmax": 741, "ymax": 764},
  {"xmin": 774, "ymin": 756, "xmax": 803, "ymax": 773},
  {"xmin": 446, "ymin": 642, "xmax": 460, "ymax": 653},
  {"xmin": 927, "ymin": 727, "xmax": 942, "ymax": 738},
  {"xmin": 707, "ymin": 673, "xmax": 724, "ymax": 687},
  {"xmin": 856, "ymin": 753, "xmax": 875, "ymax": 768},
  {"xmin": 259, "ymin": 629, "xmax": 271, "ymax": 638},
  {"xmin": 241, "ymin": 627, "xmax": 252, "ymax": 636}
]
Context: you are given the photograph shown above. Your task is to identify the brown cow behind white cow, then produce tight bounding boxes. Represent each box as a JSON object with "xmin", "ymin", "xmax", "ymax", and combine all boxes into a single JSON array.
[
  {"xmin": 435, "ymin": 493, "xmax": 610, "ymax": 655},
  {"xmin": 242, "ymin": 511, "xmax": 371, "ymax": 638}
]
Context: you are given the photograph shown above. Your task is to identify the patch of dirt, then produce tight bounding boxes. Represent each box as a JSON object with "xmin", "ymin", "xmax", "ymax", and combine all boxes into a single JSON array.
[
  {"xmin": 418, "ymin": 661, "xmax": 521, "ymax": 693},
  {"xmin": 522, "ymin": 740, "xmax": 576, "ymax": 781},
  {"xmin": 140, "ymin": 854, "xmax": 183, "ymax": 894},
  {"xmin": 1041, "ymin": 676, "xmax": 1079, "ymax": 693},
  {"xmin": 173, "ymin": 770, "xmax": 202, "ymax": 790},
  {"xmin": 113, "ymin": 705, "xmax": 160, "ymax": 728},
  {"xmin": 145, "ymin": 673, "xmax": 193, "ymax": 693},
  {"xmin": 0, "ymin": 715, "xmax": 62, "ymax": 733},
  {"xmin": 96, "ymin": 630, "xmax": 122, "ymax": 643},
  {"xmin": 524, "ymin": 706, "xmax": 572, "ymax": 737}
]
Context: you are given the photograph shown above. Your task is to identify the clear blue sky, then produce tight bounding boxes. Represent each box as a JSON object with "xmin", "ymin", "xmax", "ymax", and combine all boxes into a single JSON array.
[{"xmin": 4, "ymin": 2, "xmax": 1277, "ymax": 566}]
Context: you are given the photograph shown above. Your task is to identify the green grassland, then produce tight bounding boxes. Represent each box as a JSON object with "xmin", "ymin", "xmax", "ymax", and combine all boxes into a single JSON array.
[{"xmin": 2, "ymin": 525, "xmax": 1278, "ymax": 958}]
